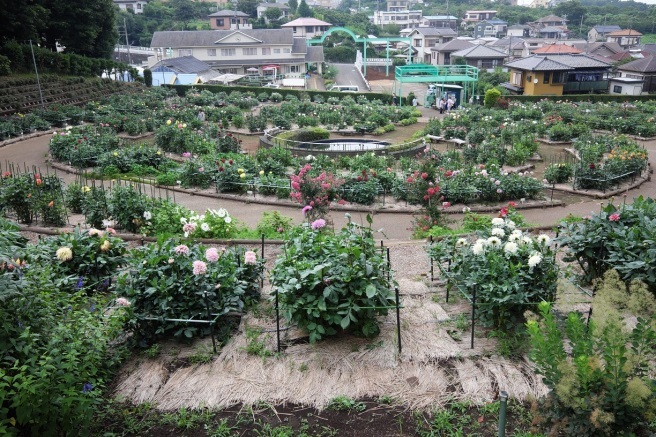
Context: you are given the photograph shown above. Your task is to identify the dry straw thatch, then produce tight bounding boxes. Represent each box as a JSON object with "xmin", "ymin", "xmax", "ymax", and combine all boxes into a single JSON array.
[{"xmin": 113, "ymin": 276, "xmax": 548, "ymax": 410}]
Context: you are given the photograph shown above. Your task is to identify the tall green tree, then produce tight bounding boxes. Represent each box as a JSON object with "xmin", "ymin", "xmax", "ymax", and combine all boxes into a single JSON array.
[
  {"xmin": 237, "ymin": 0, "xmax": 258, "ymax": 17},
  {"xmin": 41, "ymin": 0, "xmax": 119, "ymax": 58},
  {"xmin": 288, "ymin": 0, "xmax": 298, "ymax": 15},
  {"xmin": 0, "ymin": 0, "xmax": 48, "ymax": 44},
  {"xmin": 170, "ymin": 0, "xmax": 196, "ymax": 29},
  {"xmin": 297, "ymin": 0, "xmax": 313, "ymax": 18}
]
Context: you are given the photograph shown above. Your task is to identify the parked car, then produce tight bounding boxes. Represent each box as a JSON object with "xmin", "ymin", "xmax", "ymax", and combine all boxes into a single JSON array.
[{"xmin": 262, "ymin": 82, "xmax": 280, "ymax": 88}]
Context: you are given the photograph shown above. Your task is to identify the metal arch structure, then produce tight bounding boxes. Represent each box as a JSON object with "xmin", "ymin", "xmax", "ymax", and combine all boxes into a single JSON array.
[
  {"xmin": 394, "ymin": 64, "xmax": 479, "ymax": 105},
  {"xmin": 307, "ymin": 27, "xmax": 412, "ymax": 77}
]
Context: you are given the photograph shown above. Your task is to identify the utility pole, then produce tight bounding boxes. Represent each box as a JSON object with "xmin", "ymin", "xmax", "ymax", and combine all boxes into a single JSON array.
[
  {"xmin": 123, "ymin": 17, "xmax": 132, "ymax": 65},
  {"xmin": 29, "ymin": 40, "xmax": 45, "ymax": 108}
]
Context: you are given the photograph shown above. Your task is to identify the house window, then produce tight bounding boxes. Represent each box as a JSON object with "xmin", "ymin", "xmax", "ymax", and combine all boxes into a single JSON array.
[
  {"xmin": 552, "ymin": 72, "xmax": 564, "ymax": 83},
  {"xmin": 243, "ymin": 48, "xmax": 257, "ymax": 55},
  {"xmin": 613, "ymin": 85, "xmax": 622, "ymax": 93},
  {"xmin": 543, "ymin": 72, "xmax": 550, "ymax": 84},
  {"xmin": 283, "ymin": 48, "xmax": 291, "ymax": 53},
  {"xmin": 207, "ymin": 49, "xmax": 216, "ymax": 56},
  {"xmin": 292, "ymin": 26, "xmax": 297, "ymax": 33},
  {"xmin": 290, "ymin": 65, "xmax": 300, "ymax": 73},
  {"xmin": 178, "ymin": 49, "xmax": 192, "ymax": 57},
  {"xmin": 414, "ymin": 39, "xmax": 422, "ymax": 47},
  {"xmin": 262, "ymin": 48, "xmax": 271, "ymax": 55},
  {"xmin": 512, "ymin": 71, "xmax": 522, "ymax": 86},
  {"xmin": 137, "ymin": 3, "xmax": 141, "ymax": 9},
  {"xmin": 221, "ymin": 48, "xmax": 236, "ymax": 56},
  {"xmin": 273, "ymin": 48, "xmax": 281, "ymax": 54},
  {"xmin": 216, "ymin": 19, "xmax": 224, "ymax": 26}
]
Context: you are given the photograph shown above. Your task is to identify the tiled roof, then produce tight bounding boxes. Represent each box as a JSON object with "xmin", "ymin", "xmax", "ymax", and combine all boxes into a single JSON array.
[
  {"xmin": 306, "ymin": 46, "xmax": 324, "ymax": 63},
  {"xmin": 411, "ymin": 27, "xmax": 458, "ymax": 37},
  {"xmin": 451, "ymin": 44, "xmax": 507, "ymax": 58},
  {"xmin": 292, "ymin": 38, "xmax": 306, "ymax": 54},
  {"xmin": 533, "ymin": 44, "xmax": 583, "ymax": 54},
  {"xmin": 257, "ymin": 3, "xmax": 290, "ymax": 9},
  {"xmin": 607, "ymin": 29, "xmax": 642, "ymax": 37},
  {"xmin": 572, "ymin": 42, "xmax": 623, "ymax": 55},
  {"xmin": 535, "ymin": 14, "xmax": 566, "ymax": 23},
  {"xmin": 539, "ymin": 26, "xmax": 567, "ymax": 33},
  {"xmin": 282, "ymin": 18, "xmax": 331, "ymax": 27},
  {"xmin": 151, "ymin": 56, "xmax": 214, "ymax": 74},
  {"xmin": 423, "ymin": 15, "xmax": 458, "ymax": 20},
  {"xmin": 505, "ymin": 54, "xmax": 611, "ymax": 71},
  {"xmin": 591, "ymin": 25, "xmax": 621, "ymax": 33},
  {"xmin": 208, "ymin": 10, "xmax": 249, "ymax": 17},
  {"xmin": 151, "ymin": 29, "xmax": 294, "ymax": 47},
  {"xmin": 432, "ymin": 39, "xmax": 475, "ymax": 52},
  {"xmin": 618, "ymin": 55, "xmax": 656, "ymax": 73}
]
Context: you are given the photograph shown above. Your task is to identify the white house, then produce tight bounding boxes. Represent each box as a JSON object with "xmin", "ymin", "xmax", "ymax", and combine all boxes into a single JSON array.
[
  {"xmin": 407, "ymin": 27, "xmax": 457, "ymax": 63},
  {"xmin": 113, "ymin": 0, "xmax": 148, "ymax": 14},
  {"xmin": 372, "ymin": 10, "xmax": 423, "ymax": 28},
  {"xmin": 256, "ymin": 3, "xmax": 290, "ymax": 23},
  {"xmin": 148, "ymin": 29, "xmax": 324, "ymax": 76},
  {"xmin": 281, "ymin": 18, "xmax": 331, "ymax": 39}
]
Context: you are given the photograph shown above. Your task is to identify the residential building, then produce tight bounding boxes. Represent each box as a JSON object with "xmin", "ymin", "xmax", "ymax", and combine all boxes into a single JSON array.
[
  {"xmin": 281, "ymin": 18, "xmax": 331, "ymax": 39},
  {"xmin": 615, "ymin": 55, "xmax": 656, "ymax": 93},
  {"xmin": 571, "ymin": 41, "xmax": 623, "ymax": 59},
  {"xmin": 507, "ymin": 25, "xmax": 530, "ymax": 38},
  {"xmin": 606, "ymin": 29, "xmax": 642, "ymax": 49},
  {"xmin": 256, "ymin": 3, "xmax": 290, "ymax": 23},
  {"xmin": 587, "ymin": 25, "xmax": 621, "ymax": 42},
  {"xmin": 487, "ymin": 37, "xmax": 529, "ymax": 60},
  {"xmin": 431, "ymin": 39, "xmax": 475, "ymax": 65},
  {"xmin": 523, "ymin": 38, "xmax": 586, "ymax": 53},
  {"xmin": 113, "ymin": 0, "xmax": 148, "ymax": 14},
  {"xmin": 150, "ymin": 56, "xmax": 219, "ymax": 86},
  {"xmin": 420, "ymin": 15, "xmax": 458, "ymax": 30},
  {"xmin": 532, "ymin": 44, "xmax": 582, "ymax": 55},
  {"xmin": 531, "ymin": 15, "xmax": 567, "ymax": 28},
  {"xmin": 387, "ymin": 0, "xmax": 423, "ymax": 12},
  {"xmin": 372, "ymin": 10, "xmax": 423, "ymax": 28},
  {"xmin": 450, "ymin": 44, "xmax": 507, "ymax": 70},
  {"xmin": 148, "ymin": 29, "xmax": 324, "ymax": 76},
  {"xmin": 462, "ymin": 10, "xmax": 497, "ymax": 24},
  {"xmin": 472, "ymin": 19, "xmax": 508, "ymax": 39},
  {"xmin": 502, "ymin": 53, "xmax": 611, "ymax": 95},
  {"xmin": 208, "ymin": 10, "xmax": 251, "ymax": 30},
  {"xmin": 408, "ymin": 27, "xmax": 457, "ymax": 63}
]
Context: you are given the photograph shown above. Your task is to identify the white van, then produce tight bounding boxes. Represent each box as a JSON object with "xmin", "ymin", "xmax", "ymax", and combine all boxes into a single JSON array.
[{"xmin": 328, "ymin": 85, "xmax": 359, "ymax": 92}]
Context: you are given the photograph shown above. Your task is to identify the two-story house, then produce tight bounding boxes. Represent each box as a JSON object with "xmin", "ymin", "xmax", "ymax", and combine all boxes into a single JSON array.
[
  {"xmin": 472, "ymin": 19, "xmax": 508, "ymax": 39},
  {"xmin": 462, "ymin": 10, "xmax": 497, "ymax": 24},
  {"xmin": 208, "ymin": 10, "xmax": 251, "ymax": 30},
  {"xmin": 113, "ymin": 0, "xmax": 149, "ymax": 14},
  {"xmin": 507, "ymin": 25, "xmax": 530, "ymax": 38},
  {"xmin": 606, "ymin": 29, "xmax": 642, "ymax": 49},
  {"xmin": 431, "ymin": 39, "xmax": 474, "ymax": 65},
  {"xmin": 420, "ymin": 15, "xmax": 458, "ymax": 30},
  {"xmin": 613, "ymin": 55, "xmax": 656, "ymax": 94},
  {"xmin": 587, "ymin": 25, "xmax": 621, "ymax": 43},
  {"xmin": 487, "ymin": 37, "xmax": 529, "ymax": 60},
  {"xmin": 148, "ymin": 29, "xmax": 324, "ymax": 76},
  {"xmin": 407, "ymin": 27, "xmax": 457, "ymax": 63},
  {"xmin": 281, "ymin": 18, "xmax": 331, "ymax": 39},
  {"xmin": 502, "ymin": 53, "xmax": 611, "ymax": 96},
  {"xmin": 450, "ymin": 44, "xmax": 507, "ymax": 70},
  {"xmin": 256, "ymin": 3, "xmax": 290, "ymax": 24},
  {"xmin": 387, "ymin": 0, "xmax": 423, "ymax": 12}
]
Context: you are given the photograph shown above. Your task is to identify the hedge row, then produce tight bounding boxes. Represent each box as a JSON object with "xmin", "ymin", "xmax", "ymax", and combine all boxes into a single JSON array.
[
  {"xmin": 165, "ymin": 84, "xmax": 394, "ymax": 104},
  {"xmin": 507, "ymin": 94, "xmax": 656, "ymax": 103}
]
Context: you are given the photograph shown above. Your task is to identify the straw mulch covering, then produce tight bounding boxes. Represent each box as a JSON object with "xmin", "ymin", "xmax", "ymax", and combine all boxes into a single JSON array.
[{"xmin": 114, "ymin": 267, "xmax": 548, "ymax": 410}]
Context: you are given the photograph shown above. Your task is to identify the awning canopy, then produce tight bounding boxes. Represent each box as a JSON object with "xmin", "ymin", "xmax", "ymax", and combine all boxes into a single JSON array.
[{"xmin": 262, "ymin": 65, "xmax": 280, "ymax": 70}]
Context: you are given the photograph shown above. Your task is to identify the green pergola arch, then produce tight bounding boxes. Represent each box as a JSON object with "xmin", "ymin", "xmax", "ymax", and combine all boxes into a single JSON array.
[
  {"xmin": 394, "ymin": 64, "xmax": 479, "ymax": 106},
  {"xmin": 307, "ymin": 27, "xmax": 412, "ymax": 77}
]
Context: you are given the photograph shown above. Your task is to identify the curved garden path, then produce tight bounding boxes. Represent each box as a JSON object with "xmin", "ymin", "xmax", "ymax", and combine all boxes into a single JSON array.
[{"xmin": 2, "ymin": 110, "xmax": 656, "ymax": 241}]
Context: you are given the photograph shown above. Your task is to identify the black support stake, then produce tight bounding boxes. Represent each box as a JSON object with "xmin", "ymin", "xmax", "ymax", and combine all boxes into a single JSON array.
[
  {"xmin": 203, "ymin": 291, "xmax": 217, "ymax": 354},
  {"xmin": 395, "ymin": 286, "xmax": 402, "ymax": 356},
  {"xmin": 471, "ymin": 285, "xmax": 477, "ymax": 350},
  {"xmin": 275, "ymin": 289, "xmax": 281, "ymax": 353}
]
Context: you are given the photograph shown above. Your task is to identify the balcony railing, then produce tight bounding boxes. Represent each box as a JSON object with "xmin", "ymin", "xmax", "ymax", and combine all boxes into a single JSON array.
[{"xmin": 563, "ymin": 80, "xmax": 608, "ymax": 93}]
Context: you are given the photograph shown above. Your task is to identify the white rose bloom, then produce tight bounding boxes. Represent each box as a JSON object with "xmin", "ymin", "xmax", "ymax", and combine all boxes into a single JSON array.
[
  {"xmin": 143, "ymin": 211, "xmax": 152, "ymax": 220},
  {"xmin": 217, "ymin": 208, "xmax": 227, "ymax": 218},
  {"xmin": 506, "ymin": 220, "xmax": 516, "ymax": 230},
  {"xmin": 509, "ymin": 230, "xmax": 523, "ymax": 242},
  {"xmin": 491, "ymin": 227, "xmax": 505, "ymax": 237},
  {"xmin": 504, "ymin": 242, "xmax": 518, "ymax": 255},
  {"xmin": 201, "ymin": 223, "xmax": 210, "ymax": 232},
  {"xmin": 472, "ymin": 242, "xmax": 485, "ymax": 255},
  {"xmin": 491, "ymin": 218, "xmax": 505, "ymax": 227},
  {"xmin": 486, "ymin": 236, "xmax": 501, "ymax": 248},
  {"xmin": 521, "ymin": 236, "xmax": 533, "ymax": 245},
  {"xmin": 528, "ymin": 252, "xmax": 543, "ymax": 268},
  {"xmin": 224, "ymin": 216, "xmax": 232, "ymax": 224},
  {"xmin": 537, "ymin": 234, "xmax": 551, "ymax": 245},
  {"xmin": 456, "ymin": 238, "xmax": 468, "ymax": 247}
]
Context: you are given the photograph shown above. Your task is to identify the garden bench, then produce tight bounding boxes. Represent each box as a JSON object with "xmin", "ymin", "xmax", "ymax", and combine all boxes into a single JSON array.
[
  {"xmin": 446, "ymin": 138, "xmax": 467, "ymax": 149},
  {"xmin": 426, "ymin": 134, "xmax": 444, "ymax": 143}
]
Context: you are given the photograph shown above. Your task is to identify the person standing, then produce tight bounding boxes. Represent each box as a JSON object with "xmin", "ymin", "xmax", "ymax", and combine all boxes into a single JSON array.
[
  {"xmin": 412, "ymin": 96, "xmax": 418, "ymax": 107},
  {"xmin": 197, "ymin": 110, "xmax": 206, "ymax": 122},
  {"xmin": 438, "ymin": 98, "xmax": 445, "ymax": 114},
  {"xmin": 392, "ymin": 93, "xmax": 398, "ymax": 106},
  {"xmin": 447, "ymin": 96, "xmax": 454, "ymax": 113}
]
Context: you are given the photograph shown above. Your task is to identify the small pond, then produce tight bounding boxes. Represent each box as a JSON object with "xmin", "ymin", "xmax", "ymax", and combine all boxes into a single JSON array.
[{"xmin": 298, "ymin": 139, "xmax": 391, "ymax": 152}]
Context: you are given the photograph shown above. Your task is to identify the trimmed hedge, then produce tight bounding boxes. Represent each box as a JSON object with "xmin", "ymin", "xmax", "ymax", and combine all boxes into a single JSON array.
[
  {"xmin": 165, "ymin": 84, "xmax": 393, "ymax": 104},
  {"xmin": 507, "ymin": 94, "xmax": 656, "ymax": 103}
]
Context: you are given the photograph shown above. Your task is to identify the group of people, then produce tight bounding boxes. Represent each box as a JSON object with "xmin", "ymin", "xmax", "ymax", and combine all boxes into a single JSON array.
[{"xmin": 392, "ymin": 92, "xmax": 455, "ymax": 114}]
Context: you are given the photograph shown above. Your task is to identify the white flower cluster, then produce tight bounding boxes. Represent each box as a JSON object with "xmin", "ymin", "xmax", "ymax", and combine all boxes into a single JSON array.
[{"xmin": 180, "ymin": 208, "xmax": 232, "ymax": 237}]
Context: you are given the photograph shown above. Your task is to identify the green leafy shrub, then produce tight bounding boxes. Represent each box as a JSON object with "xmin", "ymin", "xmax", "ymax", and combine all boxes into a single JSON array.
[
  {"xmin": 271, "ymin": 216, "xmax": 396, "ymax": 342},
  {"xmin": 558, "ymin": 197, "xmax": 656, "ymax": 290},
  {"xmin": 108, "ymin": 184, "xmax": 152, "ymax": 233},
  {"xmin": 544, "ymin": 163, "xmax": 573, "ymax": 184},
  {"xmin": 117, "ymin": 240, "xmax": 264, "ymax": 339},
  {"xmin": 255, "ymin": 211, "xmax": 293, "ymax": 238},
  {"xmin": 429, "ymin": 216, "xmax": 558, "ymax": 329},
  {"xmin": 527, "ymin": 271, "xmax": 656, "ymax": 436}
]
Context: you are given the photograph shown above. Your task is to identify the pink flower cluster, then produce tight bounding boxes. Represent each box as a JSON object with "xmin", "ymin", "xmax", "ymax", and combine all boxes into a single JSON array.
[
  {"xmin": 116, "ymin": 297, "xmax": 131, "ymax": 307},
  {"xmin": 174, "ymin": 244, "xmax": 190, "ymax": 256},
  {"xmin": 609, "ymin": 213, "xmax": 620, "ymax": 222},
  {"xmin": 244, "ymin": 251, "xmax": 257, "ymax": 265},
  {"xmin": 311, "ymin": 218, "xmax": 326, "ymax": 230},
  {"xmin": 193, "ymin": 260, "xmax": 207, "ymax": 275},
  {"xmin": 205, "ymin": 248, "xmax": 219, "ymax": 262},
  {"xmin": 183, "ymin": 222, "xmax": 197, "ymax": 234}
]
